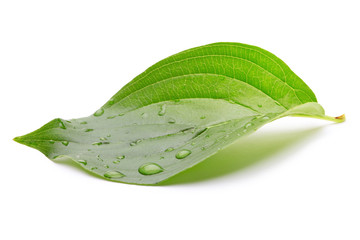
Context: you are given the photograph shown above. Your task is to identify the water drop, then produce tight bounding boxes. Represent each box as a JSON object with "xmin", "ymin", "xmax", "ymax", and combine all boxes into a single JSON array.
[
  {"xmin": 118, "ymin": 113, "xmax": 125, "ymax": 116},
  {"xmin": 160, "ymin": 156, "xmax": 164, "ymax": 160},
  {"xmin": 100, "ymin": 137, "xmax": 107, "ymax": 141},
  {"xmin": 90, "ymin": 167, "xmax": 97, "ymax": 170},
  {"xmin": 113, "ymin": 160, "xmax": 121, "ymax": 164},
  {"xmin": 85, "ymin": 129, "xmax": 94, "ymax": 132},
  {"xmin": 78, "ymin": 160, "xmax": 87, "ymax": 165},
  {"xmin": 62, "ymin": 141, "xmax": 69, "ymax": 146},
  {"xmin": 201, "ymin": 147, "xmax": 206, "ymax": 151},
  {"xmin": 138, "ymin": 163, "xmax": 164, "ymax": 175},
  {"xmin": 175, "ymin": 149, "xmax": 191, "ymax": 159},
  {"xmin": 275, "ymin": 101, "xmax": 281, "ymax": 106},
  {"xmin": 108, "ymin": 98, "xmax": 115, "ymax": 105},
  {"xmin": 94, "ymin": 108, "xmax": 104, "ymax": 117},
  {"xmin": 258, "ymin": 104, "xmax": 263, "ymax": 108},
  {"xmin": 245, "ymin": 123, "xmax": 252, "ymax": 129},
  {"xmin": 104, "ymin": 171, "xmax": 125, "ymax": 179},
  {"xmin": 58, "ymin": 120, "xmax": 66, "ymax": 129},
  {"xmin": 107, "ymin": 115, "xmax": 116, "ymax": 119},
  {"xmin": 107, "ymin": 134, "xmax": 112, "ymax": 137},
  {"xmin": 49, "ymin": 140, "xmax": 55, "ymax": 144},
  {"xmin": 158, "ymin": 104, "xmax": 166, "ymax": 116},
  {"xmin": 80, "ymin": 121, "xmax": 87, "ymax": 124},
  {"xmin": 200, "ymin": 116, "xmax": 206, "ymax": 119},
  {"xmin": 130, "ymin": 139, "xmax": 142, "ymax": 146},
  {"xmin": 104, "ymin": 165, "xmax": 109, "ymax": 168},
  {"xmin": 168, "ymin": 118, "xmax": 176, "ymax": 124},
  {"xmin": 92, "ymin": 142, "xmax": 103, "ymax": 146},
  {"xmin": 141, "ymin": 113, "xmax": 148, "ymax": 119},
  {"xmin": 191, "ymin": 142, "xmax": 196, "ymax": 146},
  {"xmin": 117, "ymin": 155, "xmax": 125, "ymax": 159},
  {"xmin": 262, "ymin": 116, "xmax": 270, "ymax": 121},
  {"xmin": 165, "ymin": 147, "xmax": 174, "ymax": 152},
  {"xmin": 173, "ymin": 99, "xmax": 180, "ymax": 102}
]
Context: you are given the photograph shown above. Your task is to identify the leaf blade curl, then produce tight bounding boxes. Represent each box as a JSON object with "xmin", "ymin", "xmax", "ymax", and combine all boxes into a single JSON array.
[{"xmin": 14, "ymin": 42, "xmax": 344, "ymax": 184}]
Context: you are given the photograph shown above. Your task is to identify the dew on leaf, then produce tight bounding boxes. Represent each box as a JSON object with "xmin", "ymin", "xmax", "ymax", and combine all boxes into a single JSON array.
[
  {"xmin": 168, "ymin": 118, "xmax": 176, "ymax": 124},
  {"xmin": 175, "ymin": 149, "xmax": 191, "ymax": 159},
  {"xmin": 158, "ymin": 104, "xmax": 166, "ymax": 116},
  {"xmin": 138, "ymin": 163, "xmax": 164, "ymax": 175},
  {"xmin": 165, "ymin": 147, "xmax": 174, "ymax": 152},
  {"xmin": 78, "ymin": 160, "xmax": 87, "ymax": 165},
  {"xmin": 94, "ymin": 108, "xmax": 104, "ymax": 117},
  {"xmin": 104, "ymin": 171, "xmax": 125, "ymax": 179}
]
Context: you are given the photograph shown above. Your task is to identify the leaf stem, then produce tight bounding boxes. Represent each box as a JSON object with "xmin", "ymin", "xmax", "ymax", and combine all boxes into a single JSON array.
[{"xmin": 291, "ymin": 114, "xmax": 346, "ymax": 123}]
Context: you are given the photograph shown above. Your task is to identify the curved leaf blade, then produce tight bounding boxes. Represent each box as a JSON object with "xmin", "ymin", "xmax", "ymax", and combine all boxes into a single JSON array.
[{"xmin": 14, "ymin": 42, "xmax": 344, "ymax": 184}]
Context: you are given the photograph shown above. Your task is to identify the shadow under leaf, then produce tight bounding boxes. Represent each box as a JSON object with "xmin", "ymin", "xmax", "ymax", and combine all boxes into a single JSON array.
[{"xmin": 160, "ymin": 126, "xmax": 322, "ymax": 185}]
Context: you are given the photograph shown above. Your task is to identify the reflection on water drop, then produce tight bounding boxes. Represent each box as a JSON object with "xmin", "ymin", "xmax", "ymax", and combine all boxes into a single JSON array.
[
  {"xmin": 175, "ymin": 149, "xmax": 191, "ymax": 159},
  {"xmin": 94, "ymin": 108, "xmax": 104, "ymax": 117},
  {"xmin": 130, "ymin": 139, "xmax": 142, "ymax": 146},
  {"xmin": 108, "ymin": 98, "xmax": 115, "ymax": 105},
  {"xmin": 138, "ymin": 163, "xmax": 164, "ymax": 175},
  {"xmin": 104, "ymin": 171, "xmax": 125, "ymax": 179},
  {"xmin": 165, "ymin": 147, "xmax": 174, "ymax": 152},
  {"xmin": 158, "ymin": 104, "xmax": 166, "ymax": 116},
  {"xmin": 78, "ymin": 160, "xmax": 87, "ymax": 165}
]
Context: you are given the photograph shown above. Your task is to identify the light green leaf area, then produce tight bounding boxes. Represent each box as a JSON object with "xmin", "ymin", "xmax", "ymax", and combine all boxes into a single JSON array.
[{"xmin": 14, "ymin": 42, "xmax": 344, "ymax": 184}]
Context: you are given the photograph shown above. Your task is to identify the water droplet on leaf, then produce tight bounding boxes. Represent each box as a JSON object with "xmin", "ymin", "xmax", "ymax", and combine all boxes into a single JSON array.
[
  {"xmin": 78, "ymin": 160, "xmax": 87, "ymax": 165},
  {"xmin": 176, "ymin": 149, "xmax": 191, "ymax": 159},
  {"xmin": 62, "ymin": 141, "xmax": 69, "ymax": 146},
  {"xmin": 138, "ymin": 163, "xmax": 164, "ymax": 175},
  {"xmin": 94, "ymin": 108, "xmax": 104, "ymax": 117},
  {"xmin": 158, "ymin": 104, "xmax": 166, "ymax": 116},
  {"xmin": 165, "ymin": 147, "xmax": 174, "ymax": 152},
  {"xmin": 104, "ymin": 171, "xmax": 125, "ymax": 179}
]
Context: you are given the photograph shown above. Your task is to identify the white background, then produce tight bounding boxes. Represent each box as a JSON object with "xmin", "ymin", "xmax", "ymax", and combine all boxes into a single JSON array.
[{"xmin": 1, "ymin": 1, "xmax": 359, "ymax": 239}]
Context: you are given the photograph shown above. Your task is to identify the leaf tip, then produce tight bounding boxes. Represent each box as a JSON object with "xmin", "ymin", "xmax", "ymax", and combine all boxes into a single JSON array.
[{"xmin": 13, "ymin": 136, "xmax": 22, "ymax": 144}]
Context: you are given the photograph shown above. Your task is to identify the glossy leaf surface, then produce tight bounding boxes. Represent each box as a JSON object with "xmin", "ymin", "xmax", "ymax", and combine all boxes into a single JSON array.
[{"xmin": 14, "ymin": 42, "xmax": 344, "ymax": 184}]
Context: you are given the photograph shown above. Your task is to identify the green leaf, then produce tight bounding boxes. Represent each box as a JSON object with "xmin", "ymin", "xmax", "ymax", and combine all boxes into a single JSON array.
[{"xmin": 14, "ymin": 42, "xmax": 344, "ymax": 184}]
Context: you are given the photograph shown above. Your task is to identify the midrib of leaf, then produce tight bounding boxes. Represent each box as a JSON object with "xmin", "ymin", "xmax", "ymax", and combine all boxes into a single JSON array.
[{"xmin": 109, "ymin": 74, "xmax": 283, "ymax": 114}]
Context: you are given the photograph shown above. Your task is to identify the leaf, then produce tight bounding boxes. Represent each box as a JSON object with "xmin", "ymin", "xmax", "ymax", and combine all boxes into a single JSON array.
[{"xmin": 14, "ymin": 42, "xmax": 345, "ymax": 184}]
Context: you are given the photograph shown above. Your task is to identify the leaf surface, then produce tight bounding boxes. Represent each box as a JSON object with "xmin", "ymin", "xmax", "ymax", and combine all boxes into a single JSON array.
[{"xmin": 14, "ymin": 42, "xmax": 344, "ymax": 184}]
